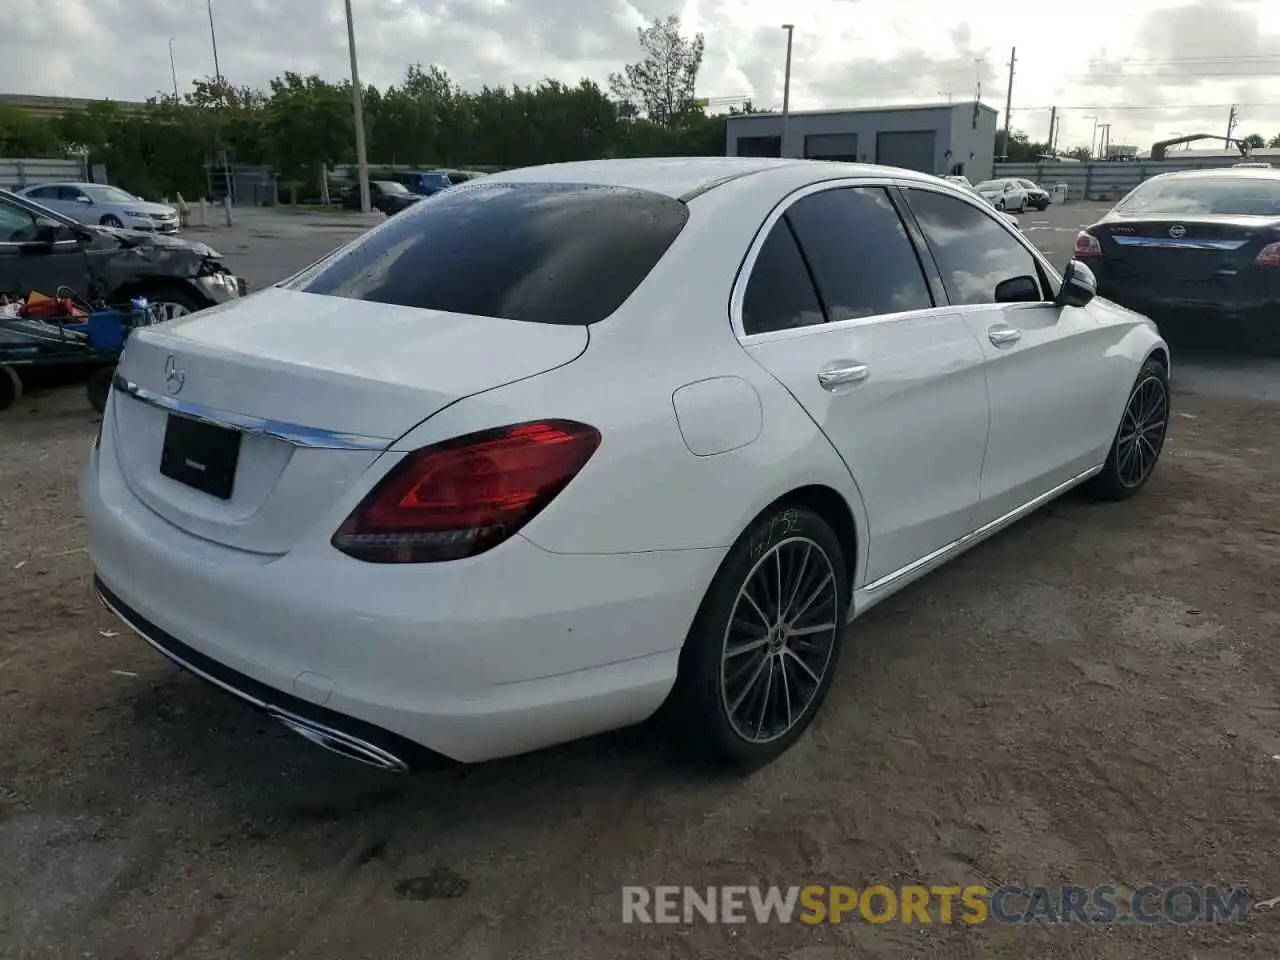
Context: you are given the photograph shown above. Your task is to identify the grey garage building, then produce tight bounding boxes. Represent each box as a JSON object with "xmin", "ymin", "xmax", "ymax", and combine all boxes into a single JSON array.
[{"xmin": 725, "ymin": 101, "xmax": 999, "ymax": 182}]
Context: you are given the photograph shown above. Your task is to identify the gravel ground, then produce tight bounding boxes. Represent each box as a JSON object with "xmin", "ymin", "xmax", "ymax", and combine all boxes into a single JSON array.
[{"xmin": 2, "ymin": 206, "xmax": 1279, "ymax": 959}]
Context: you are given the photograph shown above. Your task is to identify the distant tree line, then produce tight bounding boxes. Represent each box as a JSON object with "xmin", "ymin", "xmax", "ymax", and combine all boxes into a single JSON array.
[{"xmin": 0, "ymin": 16, "xmax": 772, "ymax": 201}]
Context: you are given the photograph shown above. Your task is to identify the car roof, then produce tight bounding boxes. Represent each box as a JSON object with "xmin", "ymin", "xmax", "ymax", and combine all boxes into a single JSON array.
[{"xmin": 477, "ymin": 157, "xmax": 975, "ymax": 201}]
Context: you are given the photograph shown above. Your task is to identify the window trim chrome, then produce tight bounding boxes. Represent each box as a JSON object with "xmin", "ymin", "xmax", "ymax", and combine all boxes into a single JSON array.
[{"xmin": 111, "ymin": 374, "xmax": 393, "ymax": 451}]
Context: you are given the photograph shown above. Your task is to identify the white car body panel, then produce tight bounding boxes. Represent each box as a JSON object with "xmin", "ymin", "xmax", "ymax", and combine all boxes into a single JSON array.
[
  {"xmin": 82, "ymin": 156, "xmax": 1167, "ymax": 767},
  {"xmin": 17, "ymin": 182, "xmax": 179, "ymax": 232}
]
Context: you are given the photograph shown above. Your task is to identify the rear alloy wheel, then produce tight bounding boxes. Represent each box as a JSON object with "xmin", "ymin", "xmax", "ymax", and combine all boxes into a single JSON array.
[
  {"xmin": 671, "ymin": 505, "xmax": 848, "ymax": 768},
  {"xmin": 100, "ymin": 214, "xmax": 123, "ymax": 228},
  {"xmin": 1084, "ymin": 357, "xmax": 1170, "ymax": 501}
]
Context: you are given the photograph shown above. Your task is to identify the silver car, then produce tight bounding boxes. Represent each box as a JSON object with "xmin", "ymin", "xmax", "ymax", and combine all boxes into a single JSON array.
[{"xmin": 15, "ymin": 182, "xmax": 180, "ymax": 234}]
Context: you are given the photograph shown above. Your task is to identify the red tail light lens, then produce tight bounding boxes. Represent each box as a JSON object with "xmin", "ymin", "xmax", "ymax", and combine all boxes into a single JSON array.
[
  {"xmin": 1074, "ymin": 231, "xmax": 1103, "ymax": 257},
  {"xmin": 1255, "ymin": 242, "xmax": 1280, "ymax": 267},
  {"xmin": 333, "ymin": 420, "xmax": 601, "ymax": 563}
]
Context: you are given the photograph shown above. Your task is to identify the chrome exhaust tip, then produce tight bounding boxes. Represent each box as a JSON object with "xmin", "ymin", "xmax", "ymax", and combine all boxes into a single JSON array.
[{"xmin": 270, "ymin": 710, "xmax": 409, "ymax": 772}]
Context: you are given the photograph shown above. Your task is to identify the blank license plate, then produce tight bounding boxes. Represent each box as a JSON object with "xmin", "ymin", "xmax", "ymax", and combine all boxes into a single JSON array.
[{"xmin": 159, "ymin": 414, "xmax": 241, "ymax": 500}]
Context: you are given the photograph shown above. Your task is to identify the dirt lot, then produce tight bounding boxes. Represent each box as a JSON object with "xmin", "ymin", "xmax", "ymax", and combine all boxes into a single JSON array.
[{"xmin": 3, "ymin": 211, "xmax": 1280, "ymax": 959}]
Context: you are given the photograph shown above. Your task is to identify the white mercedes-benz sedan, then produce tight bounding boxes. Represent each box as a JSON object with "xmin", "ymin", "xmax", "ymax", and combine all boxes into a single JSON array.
[{"xmin": 82, "ymin": 157, "xmax": 1170, "ymax": 772}]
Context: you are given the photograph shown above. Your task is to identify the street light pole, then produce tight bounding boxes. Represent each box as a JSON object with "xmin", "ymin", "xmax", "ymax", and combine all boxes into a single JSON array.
[
  {"xmin": 780, "ymin": 24, "xmax": 794, "ymax": 158},
  {"xmin": 344, "ymin": 0, "xmax": 372, "ymax": 214},
  {"xmin": 169, "ymin": 38, "xmax": 179, "ymax": 100},
  {"xmin": 206, "ymin": 0, "xmax": 222, "ymax": 85}
]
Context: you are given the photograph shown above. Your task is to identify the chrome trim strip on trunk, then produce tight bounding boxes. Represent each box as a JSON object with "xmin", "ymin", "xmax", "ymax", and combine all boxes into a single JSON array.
[
  {"xmin": 95, "ymin": 586, "xmax": 409, "ymax": 771},
  {"xmin": 111, "ymin": 374, "xmax": 392, "ymax": 451},
  {"xmin": 861, "ymin": 465, "xmax": 1103, "ymax": 596}
]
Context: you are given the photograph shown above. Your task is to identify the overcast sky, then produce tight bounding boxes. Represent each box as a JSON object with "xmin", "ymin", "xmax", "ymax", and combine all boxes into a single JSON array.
[{"xmin": 3, "ymin": 0, "xmax": 1280, "ymax": 151}]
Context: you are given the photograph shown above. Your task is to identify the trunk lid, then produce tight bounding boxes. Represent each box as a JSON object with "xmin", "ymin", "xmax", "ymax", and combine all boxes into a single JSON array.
[
  {"xmin": 109, "ymin": 287, "xmax": 588, "ymax": 555},
  {"xmin": 1094, "ymin": 214, "xmax": 1280, "ymax": 281}
]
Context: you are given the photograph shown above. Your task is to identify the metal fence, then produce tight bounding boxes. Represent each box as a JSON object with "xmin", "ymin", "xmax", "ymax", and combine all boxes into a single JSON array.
[
  {"xmin": 994, "ymin": 153, "xmax": 1279, "ymax": 201},
  {"xmin": 0, "ymin": 157, "xmax": 91, "ymax": 190}
]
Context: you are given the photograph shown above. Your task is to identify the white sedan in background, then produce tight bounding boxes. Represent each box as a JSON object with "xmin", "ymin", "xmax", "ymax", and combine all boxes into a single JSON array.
[
  {"xmin": 975, "ymin": 177, "xmax": 1030, "ymax": 212},
  {"xmin": 15, "ymin": 182, "xmax": 180, "ymax": 233},
  {"xmin": 83, "ymin": 157, "xmax": 1169, "ymax": 772}
]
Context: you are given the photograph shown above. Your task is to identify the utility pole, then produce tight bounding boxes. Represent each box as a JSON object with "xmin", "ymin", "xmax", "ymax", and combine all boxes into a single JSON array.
[
  {"xmin": 1000, "ymin": 46, "xmax": 1016, "ymax": 158},
  {"xmin": 169, "ymin": 37, "xmax": 179, "ymax": 100},
  {"xmin": 206, "ymin": 0, "xmax": 222, "ymax": 86},
  {"xmin": 1226, "ymin": 103, "xmax": 1240, "ymax": 144},
  {"xmin": 1047, "ymin": 106, "xmax": 1057, "ymax": 155},
  {"xmin": 780, "ymin": 25, "xmax": 795, "ymax": 158},
  {"xmin": 344, "ymin": 0, "xmax": 371, "ymax": 214}
]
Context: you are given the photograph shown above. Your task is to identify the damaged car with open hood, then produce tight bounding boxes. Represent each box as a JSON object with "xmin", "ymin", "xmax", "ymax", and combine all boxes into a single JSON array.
[{"xmin": 0, "ymin": 187, "xmax": 246, "ymax": 320}]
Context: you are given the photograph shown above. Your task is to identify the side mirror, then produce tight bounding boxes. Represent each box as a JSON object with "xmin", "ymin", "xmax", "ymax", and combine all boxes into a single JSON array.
[
  {"xmin": 994, "ymin": 275, "xmax": 1041, "ymax": 303},
  {"xmin": 1055, "ymin": 260, "xmax": 1097, "ymax": 308}
]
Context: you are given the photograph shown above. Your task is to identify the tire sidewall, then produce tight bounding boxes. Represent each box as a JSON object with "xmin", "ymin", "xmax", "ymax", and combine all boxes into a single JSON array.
[
  {"xmin": 676, "ymin": 505, "xmax": 849, "ymax": 767},
  {"xmin": 1102, "ymin": 357, "xmax": 1170, "ymax": 496}
]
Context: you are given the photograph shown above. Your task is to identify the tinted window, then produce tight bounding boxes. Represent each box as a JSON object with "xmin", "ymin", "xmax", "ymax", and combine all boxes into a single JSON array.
[
  {"xmin": 742, "ymin": 220, "xmax": 825, "ymax": 335},
  {"xmin": 785, "ymin": 187, "xmax": 932, "ymax": 321},
  {"xmin": 25, "ymin": 186, "xmax": 56, "ymax": 199},
  {"xmin": 287, "ymin": 182, "xmax": 689, "ymax": 325},
  {"xmin": 1116, "ymin": 176, "xmax": 1280, "ymax": 217},
  {"xmin": 0, "ymin": 198, "xmax": 38, "ymax": 242},
  {"xmin": 906, "ymin": 189, "xmax": 1043, "ymax": 306}
]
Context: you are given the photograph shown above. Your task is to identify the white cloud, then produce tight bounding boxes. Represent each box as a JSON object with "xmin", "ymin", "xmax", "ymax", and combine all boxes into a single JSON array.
[{"xmin": 2, "ymin": 0, "xmax": 1280, "ymax": 150}]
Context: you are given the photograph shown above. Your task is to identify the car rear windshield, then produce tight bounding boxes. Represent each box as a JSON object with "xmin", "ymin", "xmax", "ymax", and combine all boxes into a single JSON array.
[
  {"xmin": 284, "ymin": 181, "xmax": 689, "ymax": 325},
  {"xmin": 1116, "ymin": 177, "xmax": 1280, "ymax": 217}
]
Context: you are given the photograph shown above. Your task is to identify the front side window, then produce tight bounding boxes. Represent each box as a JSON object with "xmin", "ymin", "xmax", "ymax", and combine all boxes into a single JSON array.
[
  {"xmin": 905, "ymin": 189, "xmax": 1043, "ymax": 306},
  {"xmin": 784, "ymin": 186, "xmax": 933, "ymax": 321},
  {"xmin": 286, "ymin": 181, "xmax": 690, "ymax": 325}
]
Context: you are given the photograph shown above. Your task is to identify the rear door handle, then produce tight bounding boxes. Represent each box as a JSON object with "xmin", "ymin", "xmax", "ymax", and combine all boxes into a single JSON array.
[
  {"xmin": 988, "ymin": 325, "xmax": 1022, "ymax": 347},
  {"xmin": 817, "ymin": 362, "xmax": 869, "ymax": 390}
]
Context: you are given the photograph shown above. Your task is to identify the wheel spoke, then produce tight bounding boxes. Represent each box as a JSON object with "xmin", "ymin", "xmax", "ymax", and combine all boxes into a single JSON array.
[
  {"xmin": 780, "ymin": 543, "xmax": 811, "ymax": 622},
  {"xmin": 739, "ymin": 589, "xmax": 772, "ymax": 629},
  {"xmin": 729, "ymin": 655, "xmax": 770, "ymax": 713},
  {"xmin": 777, "ymin": 654, "xmax": 794, "ymax": 731},
  {"xmin": 788, "ymin": 621, "xmax": 837, "ymax": 637},
  {"xmin": 726, "ymin": 634, "xmax": 770, "ymax": 658},
  {"xmin": 782, "ymin": 646, "xmax": 822, "ymax": 685},
  {"xmin": 788, "ymin": 573, "xmax": 833, "ymax": 625}
]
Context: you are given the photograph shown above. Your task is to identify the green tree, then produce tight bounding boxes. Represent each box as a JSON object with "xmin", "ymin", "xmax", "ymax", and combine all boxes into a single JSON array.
[
  {"xmin": 1241, "ymin": 133, "xmax": 1266, "ymax": 150},
  {"xmin": 609, "ymin": 15, "xmax": 706, "ymax": 127},
  {"xmin": 264, "ymin": 72, "xmax": 355, "ymax": 186},
  {"xmin": 0, "ymin": 103, "xmax": 62, "ymax": 156},
  {"xmin": 1270, "ymin": 133, "xmax": 1280, "ymax": 148}
]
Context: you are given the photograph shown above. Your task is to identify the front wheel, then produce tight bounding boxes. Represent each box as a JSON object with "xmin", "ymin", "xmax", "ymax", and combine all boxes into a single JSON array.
[
  {"xmin": 1084, "ymin": 356, "xmax": 1170, "ymax": 501},
  {"xmin": 0, "ymin": 365, "xmax": 21, "ymax": 412},
  {"xmin": 138, "ymin": 286, "xmax": 206, "ymax": 322},
  {"xmin": 99, "ymin": 214, "xmax": 123, "ymax": 228},
  {"xmin": 669, "ymin": 504, "xmax": 849, "ymax": 769}
]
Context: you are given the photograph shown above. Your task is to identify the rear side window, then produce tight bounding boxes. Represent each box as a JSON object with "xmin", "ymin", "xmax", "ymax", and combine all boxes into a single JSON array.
[
  {"xmin": 741, "ymin": 219, "xmax": 826, "ymax": 335},
  {"xmin": 785, "ymin": 187, "xmax": 933, "ymax": 321},
  {"xmin": 286, "ymin": 181, "xmax": 689, "ymax": 325}
]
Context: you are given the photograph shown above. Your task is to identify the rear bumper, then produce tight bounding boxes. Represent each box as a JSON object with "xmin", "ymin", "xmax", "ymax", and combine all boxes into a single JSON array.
[
  {"xmin": 81, "ymin": 436, "xmax": 721, "ymax": 764},
  {"xmin": 1093, "ymin": 275, "xmax": 1280, "ymax": 351}
]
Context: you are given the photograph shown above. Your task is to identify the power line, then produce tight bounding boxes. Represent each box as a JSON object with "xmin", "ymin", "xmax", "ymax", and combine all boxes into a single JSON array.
[
  {"xmin": 1086, "ymin": 55, "xmax": 1280, "ymax": 65},
  {"xmin": 1012, "ymin": 101, "xmax": 1277, "ymax": 112},
  {"xmin": 1069, "ymin": 70, "xmax": 1280, "ymax": 78}
]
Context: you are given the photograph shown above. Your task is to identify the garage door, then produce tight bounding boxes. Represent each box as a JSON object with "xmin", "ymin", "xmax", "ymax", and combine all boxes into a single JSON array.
[
  {"xmin": 804, "ymin": 133, "xmax": 859, "ymax": 162},
  {"xmin": 875, "ymin": 130, "xmax": 938, "ymax": 173},
  {"xmin": 736, "ymin": 136, "xmax": 781, "ymax": 158}
]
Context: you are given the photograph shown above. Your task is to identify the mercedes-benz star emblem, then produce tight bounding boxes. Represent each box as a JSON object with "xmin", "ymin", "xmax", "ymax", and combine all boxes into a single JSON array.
[
  {"xmin": 163, "ymin": 355, "xmax": 185, "ymax": 395},
  {"xmin": 1168, "ymin": 224, "xmax": 1187, "ymax": 239}
]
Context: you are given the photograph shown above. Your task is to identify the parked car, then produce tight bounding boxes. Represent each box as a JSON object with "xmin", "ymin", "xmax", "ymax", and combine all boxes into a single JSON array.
[
  {"xmin": 16, "ymin": 182, "xmax": 180, "ymax": 234},
  {"xmin": 1073, "ymin": 166, "xmax": 1280, "ymax": 353},
  {"xmin": 388, "ymin": 170, "xmax": 458, "ymax": 196},
  {"xmin": 84, "ymin": 158, "xmax": 1168, "ymax": 773},
  {"xmin": 0, "ymin": 188, "xmax": 245, "ymax": 318},
  {"xmin": 975, "ymin": 178, "xmax": 1029, "ymax": 212},
  {"xmin": 939, "ymin": 176, "xmax": 1022, "ymax": 229},
  {"xmin": 1015, "ymin": 178, "xmax": 1052, "ymax": 210},
  {"xmin": 341, "ymin": 180, "xmax": 423, "ymax": 215}
]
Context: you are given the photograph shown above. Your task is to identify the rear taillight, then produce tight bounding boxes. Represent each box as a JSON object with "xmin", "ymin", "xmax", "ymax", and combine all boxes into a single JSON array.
[
  {"xmin": 1255, "ymin": 242, "xmax": 1280, "ymax": 267},
  {"xmin": 1074, "ymin": 231, "xmax": 1103, "ymax": 257},
  {"xmin": 332, "ymin": 420, "xmax": 601, "ymax": 563}
]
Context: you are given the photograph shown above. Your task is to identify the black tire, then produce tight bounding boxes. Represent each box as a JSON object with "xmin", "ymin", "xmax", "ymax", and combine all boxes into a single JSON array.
[
  {"xmin": 87, "ymin": 366, "xmax": 114, "ymax": 414},
  {"xmin": 0, "ymin": 365, "xmax": 21, "ymax": 412},
  {"xmin": 669, "ymin": 504, "xmax": 849, "ymax": 769},
  {"xmin": 100, "ymin": 214, "xmax": 123, "ymax": 228},
  {"xmin": 1084, "ymin": 356, "xmax": 1170, "ymax": 501}
]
